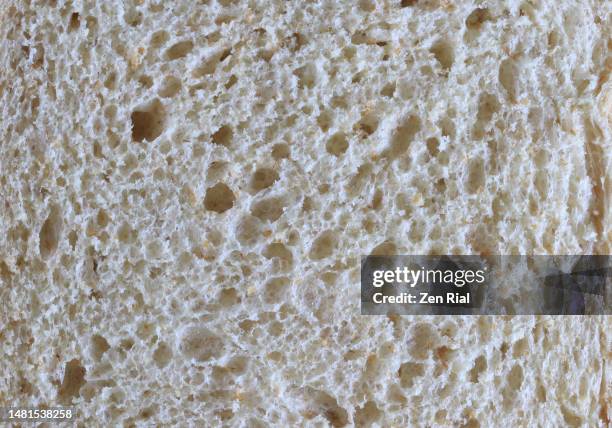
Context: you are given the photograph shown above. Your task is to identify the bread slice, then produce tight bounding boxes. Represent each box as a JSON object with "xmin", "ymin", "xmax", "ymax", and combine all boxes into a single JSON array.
[{"xmin": 0, "ymin": 0, "xmax": 609, "ymax": 426}]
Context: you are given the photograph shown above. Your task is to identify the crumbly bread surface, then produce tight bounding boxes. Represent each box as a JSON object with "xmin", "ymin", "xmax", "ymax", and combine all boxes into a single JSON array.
[{"xmin": 0, "ymin": 0, "xmax": 610, "ymax": 426}]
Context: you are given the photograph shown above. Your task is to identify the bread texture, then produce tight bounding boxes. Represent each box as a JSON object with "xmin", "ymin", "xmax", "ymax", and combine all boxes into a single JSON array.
[{"xmin": 0, "ymin": 0, "xmax": 610, "ymax": 426}]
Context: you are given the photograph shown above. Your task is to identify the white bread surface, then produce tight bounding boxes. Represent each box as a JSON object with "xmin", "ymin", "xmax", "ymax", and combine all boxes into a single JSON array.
[{"xmin": 0, "ymin": 0, "xmax": 610, "ymax": 426}]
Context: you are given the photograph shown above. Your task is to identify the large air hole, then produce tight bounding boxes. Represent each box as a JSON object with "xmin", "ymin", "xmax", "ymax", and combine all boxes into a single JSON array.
[
  {"xmin": 225, "ymin": 355, "xmax": 248, "ymax": 374},
  {"xmin": 206, "ymin": 162, "xmax": 228, "ymax": 183},
  {"xmin": 153, "ymin": 341, "xmax": 172, "ymax": 368},
  {"xmin": 251, "ymin": 197, "xmax": 285, "ymax": 222},
  {"xmin": 380, "ymin": 82, "xmax": 396, "ymax": 97},
  {"xmin": 272, "ymin": 143, "xmax": 290, "ymax": 160},
  {"xmin": 499, "ymin": 58, "xmax": 519, "ymax": 102},
  {"xmin": 90, "ymin": 335, "xmax": 110, "ymax": 361},
  {"xmin": 251, "ymin": 168, "xmax": 279, "ymax": 192},
  {"xmin": 180, "ymin": 327, "xmax": 223, "ymax": 362},
  {"xmin": 117, "ymin": 223, "xmax": 136, "ymax": 243},
  {"xmin": 347, "ymin": 163, "xmax": 373, "ymax": 196},
  {"xmin": 410, "ymin": 323, "xmax": 439, "ymax": 359},
  {"xmin": 165, "ymin": 40, "xmax": 193, "ymax": 60},
  {"xmin": 466, "ymin": 158, "xmax": 486, "ymax": 194},
  {"xmin": 354, "ymin": 401, "xmax": 381, "ymax": 426},
  {"xmin": 40, "ymin": 203, "xmax": 63, "ymax": 259},
  {"xmin": 302, "ymin": 388, "xmax": 349, "ymax": 427},
  {"xmin": 465, "ymin": 7, "xmax": 492, "ymax": 42},
  {"xmin": 192, "ymin": 49, "xmax": 231, "ymax": 77},
  {"xmin": 263, "ymin": 277, "xmax": 289, "ymax": 304},
  {"xmin": 68, "ymin": 13, "xmax": 80, "ymax": 32},
  {"xmin": 326, "ymin": 133, "xmax": 349, "ymax": 156},
  {"xmin": 511, "ymin": 338, "xmax": 528, "ymax": 358},
  {"xmin": 534, "ymin": 168, "xmax": 548, "ymax": 198},
  {"xmin": 398, "ymin": 362, "xmax": 425, "ymax": 388},
  {"xmin": 466, "ymin": 8, "xmax": 491, "ymax": 28},
  {"xmin": 309, "ymin": 230, "xmax": 338, "ymax": 260},
  {"xmin": 104, "ymin": 72, "xmax": 117, "ymax": 90},
  {"xmin": 138, "ymin": 75, "xmax": 153, "ymax": 88},
  {"xmin": 204, "ymin": 183, "xmax": 235, "ymax": 213},
  {"xmin": 218, "ymin": 0, "xmax": 239, "ymax": 6},
  {"xmin": 263, "ymin": 243, "xmax": 293, "ymax": 266},
  {"xmin": 131, "ymin": 99, "xmax": 166, "ymax": 142},
  {"xmin": 218, "ymin": 288, "xmax": 239, "ymax": 307},
  {"xmin": 434, "ymin": 346, "xmax": 456, "ymax": 373},
  {"xmin": 430, "ymin": 40, "xmax": 454, "ymax": 71},
  {"xmin": 211, "ymin": 125, "xmax": 233, "ymax": 147},
  {"xmin": 158, "ymin": 76, "xmax": 181, "ymax": 98},
  {"xmin": 473, "ymin": 93, "xmax": 500, "ymax": 139},
  {"xmin": 317, "ymin": 110, "xmax": 332, "ymax": 132},
  {"xmin": 507, "ymin": 364, "xmax": 523, "ymax": 391},
  {"xmin": 235, "ymin": 216, "xmax": 261, "ymax": 246},
  {"xmin": 561, "ymin": 405, "xmax": 583, "ymax": 427},
  {"xmin": 388, "ymin": 115, "xmax": 421, "ymax": 157},
  {"xmin": 469, "ymin": 224, "xmax": 494, "ymax": 256},
  {"xmin": 476, "ymin": 93, "xmax": 500, "ymax": 123},
  {"xmin": 469, "ymin": 355, "xmax": 487, "ymax": 382},
  {"xmin": 371, "ymin": 189, "xmax": 383, "ymax": 210},
  {"xmin": 355, "ymin": 112, "xmax": 379, "ymax": 136},
  {"xmin": 536, "ymin": 379, "xmax": 547, "ymax": 402},
  {"xmin": 426, "ymin": 138, "xmax": 439, "ymax": 157},
  {"xmin": 150, "ymin": 30, "xmax": 169, "ymax": 48},
  {"xmin": 96, "ymin": 210, "xmax": 109, "ymax": 228},
  {"xmin": 370, "ymin": 241, "xmax": 397, "ymax": 256},
  {"xmin": 125, "ymin": 8, "xmax": 143, "ymax": 26},
  {"xmin": 57, "ymin": 359, "xmax": 86, "ymax": 404},
  {"xmin": 358, "ymin": 0, "xmax": 375, "ymax": 12}
]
